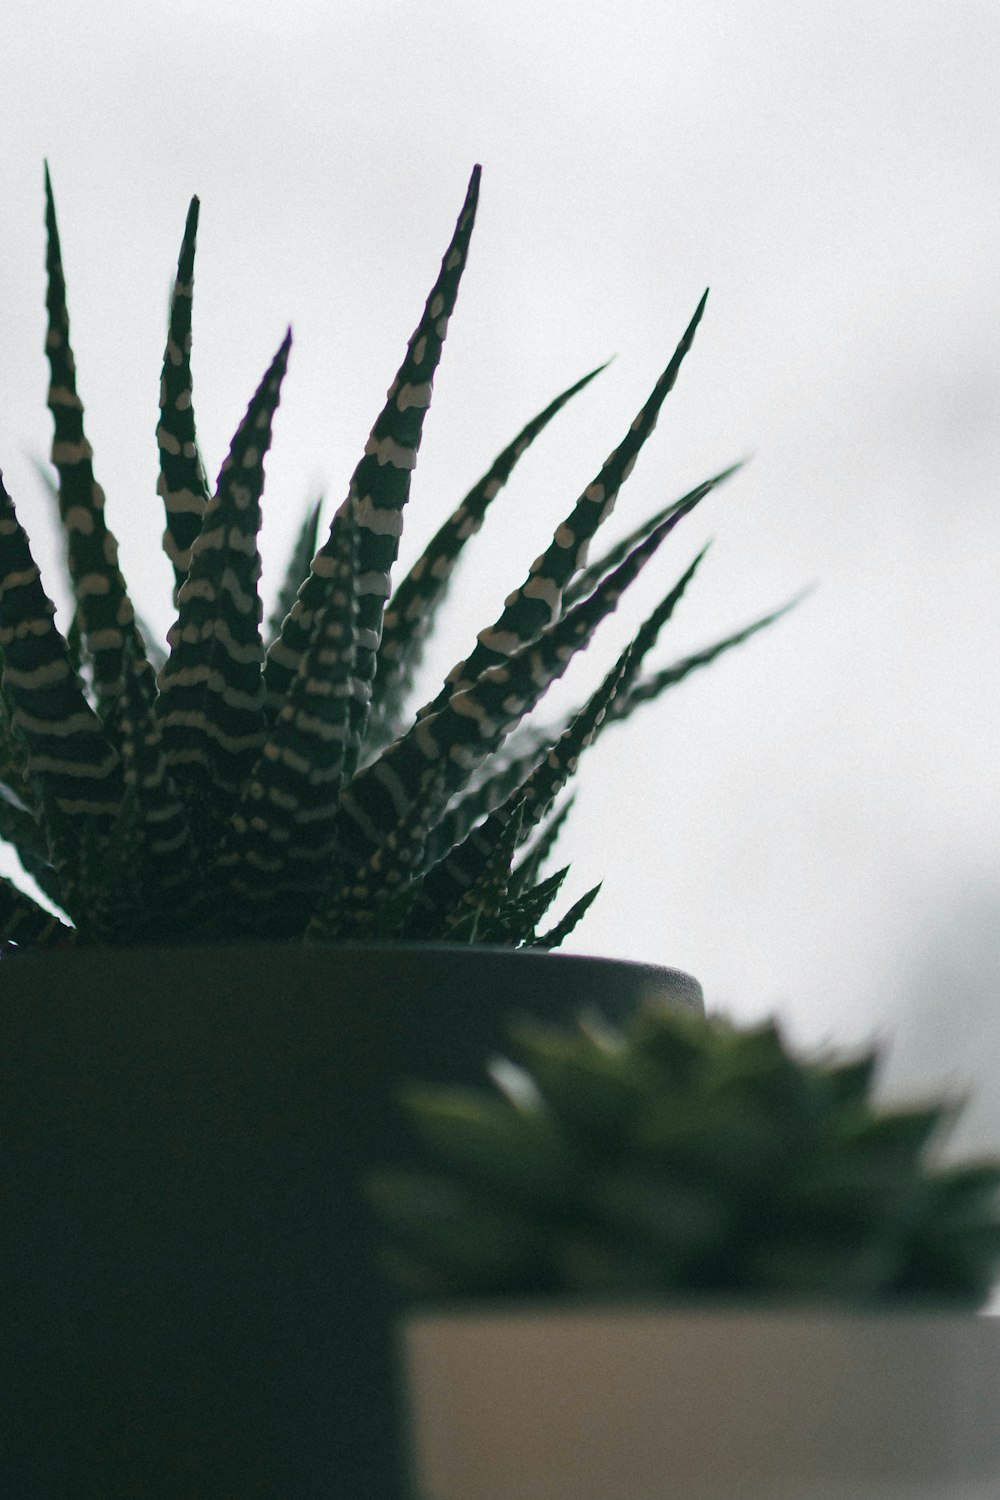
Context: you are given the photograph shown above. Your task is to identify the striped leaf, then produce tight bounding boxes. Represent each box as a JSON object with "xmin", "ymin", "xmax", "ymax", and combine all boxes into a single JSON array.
[
  {"xmin": 309, "ymin": 760, "xmax": 448, "ymax": 940},
  {"xmin": 156, "ymin": 331, "xmax": 291, "ymax": 821},
  {"xmin": 416, "ymin": 291, "xmax": 709, "ymax": 720},
  {"xmin": 43, "ymin": 165, "xmax": 157, "ymax": 717},
  {"xmin": 113, "ymin": 637, "xmax": 199, "ymax": 924},
  {"xmin": 421, "ymin": 734, "xmax": 551, "ymax": 873},
  {"xmin": 485, "ymin": 865, "xmax": 572, "ymax": 947},
  {"xmin": 157, "ymin": 196, "xmax": 212, "ymax": 603},
  {"xmin": 510, "ymin": 794, "xmax": 576, "ymax": 898},
  {"xmin": 487, "ymin": 648, "xmax": 630, "ymax": 842},
  {"xmin": 430, "ymin": 540, "xmax": 716, "ymax": 842},
  {"xmin": 30, "ymin": 451, "xmax": 168, "ymax": 673},
  {"xmin": 217, "ymin": 506, "xmax": 358, "ymax": 924},
  {"xmin": 438, "ymin": 798, "xmax": 527, "ymax": 936},
  {"xmin": 370, "ymin": 361, "xmax": 609, "ymax": 747},
  {"xmin": 561, "ymin": 461, "xmax": 742, "ymax": 610},
  {"xmin": 336, "ymin": 501, "xmax": 695, "ymax": 879},
  {"xmin": 71, "ymin": 788, "xmax": 147, "ymax": 943},
  {"xmin": 529, "ymin": 881, "xmax": 602, "ymax": 949},
  {"xmin": 421, "ymin": 512, "xmax": 712, "ymax": 872},
  {"xmin": 0, "ymin": 473, "xmax": 122, "ymax": 893},
  {"xmin": 609, "ymin": 590, "xmax": 810, "ymax": 727},
  {"xmin": 412, "ymin": 649, "xmax": 632, "ymax": 934},
  {"xmin": 263, "ymin": 166, "xmax": 482, "ymax": 770},
  {"xmin": 264, "ymin": 495, "xmax": 323, "ymax": 651},
  {"xmin": 421, "ymin": 860, "xmax": 572, "ymax": 948}
]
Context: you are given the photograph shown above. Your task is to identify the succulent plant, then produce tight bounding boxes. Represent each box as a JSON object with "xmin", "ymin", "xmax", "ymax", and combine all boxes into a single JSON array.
[
  {"xmin": 372, "ymin": 1004, "xmax": 1000, "ymax": 1307},
  {"xmin": 0, "ymin": 165, "xmax": 792, "ymax": 953}
]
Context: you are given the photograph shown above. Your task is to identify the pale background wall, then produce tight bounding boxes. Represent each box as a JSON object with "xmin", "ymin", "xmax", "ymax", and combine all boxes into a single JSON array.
[{"xmin": 2, "ymin": 1, "xmax": 999, "ymax": 1148}]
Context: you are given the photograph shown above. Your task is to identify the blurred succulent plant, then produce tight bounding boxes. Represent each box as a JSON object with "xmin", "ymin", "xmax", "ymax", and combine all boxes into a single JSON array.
[
  {"xmin": 372, "ymin": 1004, "xmax": 1000, "ymax": 1307},
  {"xmin": 0, "ymin": 165, "xmax": 792, "ymax": 952}
]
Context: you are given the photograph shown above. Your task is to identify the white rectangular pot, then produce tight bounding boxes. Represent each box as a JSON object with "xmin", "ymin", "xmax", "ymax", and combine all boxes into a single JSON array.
[{"xmin": 403, "ymin": 1304, "xmax": 1000, "ymax": 1500}]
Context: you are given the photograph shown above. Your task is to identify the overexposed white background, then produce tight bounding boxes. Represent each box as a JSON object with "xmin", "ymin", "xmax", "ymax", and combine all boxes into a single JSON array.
[{"xmin": 2, "ymin": 2, "xmax": 998, "ymax": 1145}]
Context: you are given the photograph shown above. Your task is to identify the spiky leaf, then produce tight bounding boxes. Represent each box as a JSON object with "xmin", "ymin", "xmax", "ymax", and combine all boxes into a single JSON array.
[
  {"xmin": 338, "ymin": 496, "xmax": 704, "ymax": 880},
  {"xmin": 156, "ymin": 331, "xmax": 291, "ymax": 830},
  {"xmin": 370, "ymin": 361, "xmax": 609, "ymax": 745},
  {"xmin": 157, "ymin": 196, "xmax": 212, "ymax": 601},
  {"xmin": 0, "ymin": 473, "xmax": 122, "ymax": 903},
  {"xmin": 43, "ymin": 165, "xmax": 157, "ymax": 717},
  {"xmin": 416, "ymin": 291, "xmax": 709, "ymax": 718},
  {"xmin": 263, "ymin": 166, "xmax": 482, "ymax": 771}
]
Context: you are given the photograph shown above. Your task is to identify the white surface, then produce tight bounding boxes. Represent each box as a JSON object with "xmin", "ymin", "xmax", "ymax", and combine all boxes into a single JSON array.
[
  {"xmin": 405, "ymin": 1306, "xmax": 1000, "ymax": 1500},
  {"xmin": 1, "ymin": 4, "xmax": 999, "ymax": 1137}
]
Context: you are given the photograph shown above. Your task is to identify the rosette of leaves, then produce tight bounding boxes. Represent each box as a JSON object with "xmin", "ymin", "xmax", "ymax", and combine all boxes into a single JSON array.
[
  {"xmin": 372, "ymin": 1005, "xmax": 1000, "ymax": 1307},
  {"xmin": 0, "ymin": 165, "xmax": 793, "ymax": 952}
]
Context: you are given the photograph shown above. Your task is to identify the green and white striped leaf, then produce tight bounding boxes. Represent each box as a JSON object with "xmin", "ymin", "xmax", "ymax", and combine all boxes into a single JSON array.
[
  {"xmin": 529, "ymin": 880, "xmax": 602, "ymax": 950},
  {"xmin": 510, "ymin": 794, "xmax": 576, "ymax": 899},
  {"xmin": 29, "ymin": 451, "xmax": 168, "ymax": 674},
  {"xmin": 264, "ymin": 166, "xmax": 482, "ymax": 770},
  {"xmin": 337, "ymin": 501, "xmax": 694, "ymax": 879},
  {"xmin": 0, "ymin": 473, "xmax": 122, "ymax": 891},
  {"xmin": 492, "ymin": 864, "xmax": 572, "ymax": 945},
  {"xmin": 420, "ymin": 739, "xmax": 550, "ymax": 873},
  {"xmin": 156, "ymin": 331, "xmax": 291, "ymax": 819},
  {"xmin": 432, "ymin": 540, "xmax": 725, "ymax": 835},
  {"xmin": 412, "ymin": 648, "xmax": 632, "ymax": 935},
  {"xmin": 437, "ymin": 798, "xmax": 527, "ymax": 937},
  {"xmin": 609, "ymin": 590, "xmax": 810, "ymax": 727},
  {"xmin": 561, "ymin": 461, "xmax": 742, "ymax": 610},
  {"xmin": 43, "ymin": 165, "xmax": 158, "ymax": 718},
  {"xmin": 420, "ymin": 512, "xmax": 710, "ymax": 872},
  {"xmin": 113, "ymin": 637, "xmax": 199, "ymax": 924},
  {"xmin": 264, "ymin": 495, "xmax": 323, "ymax": 651},
  {"xmin": 370, "ymin": 361, "xmax": 609, "ymax": 748},
  {"xmin": 217, "ymin": 506, "xmax": 358, "ymax": 924},
  {"xmin": 433, "ymin": 860, "xmax": 570, "ymax": 949},
  {"xmin": 157, "ymin": 196, "xmax": 212, "ymax": 603},
  {"xmin": 310, "ymin": 760, "xmax": 448, "ymax": 940},
  {"xmin": 416, "ymin": 291, "xmax": 709, "ymax": 720}
]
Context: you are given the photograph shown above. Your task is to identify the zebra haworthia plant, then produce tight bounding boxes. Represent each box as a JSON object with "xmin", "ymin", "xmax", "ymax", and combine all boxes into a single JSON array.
[{"xmin": 0, "ymin": 165, "xmax": 791, "ymax": 953}]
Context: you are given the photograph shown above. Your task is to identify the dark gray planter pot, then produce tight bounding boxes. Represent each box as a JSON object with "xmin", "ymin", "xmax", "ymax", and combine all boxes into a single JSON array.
[{"xmin": 0, "ymin": 942, "xmax": 701, "ymax": 1500}]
